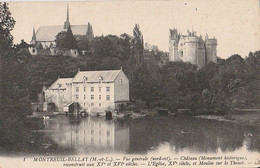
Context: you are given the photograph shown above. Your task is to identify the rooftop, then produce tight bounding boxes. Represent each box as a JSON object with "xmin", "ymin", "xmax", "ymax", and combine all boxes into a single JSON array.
[
  {"xmin": 72, "ymin": 70, "xmax": 122, "ymax": 83},
  {"xmin": 48, "ymin": 78, "xmax": 73, "ymax": 90},
  {"xmin": 36, "ymin": 25, "xmax": 88, "ymax": 42}
]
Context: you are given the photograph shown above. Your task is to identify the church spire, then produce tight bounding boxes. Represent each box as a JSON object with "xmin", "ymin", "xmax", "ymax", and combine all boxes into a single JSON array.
[
  {"xmin": 64, "ymin": 4, "xmax": 70, "ymax": 29},
  {"xmin": 31, "ymin": 26, "xmax": 36, "ymax": 45},
  {"xmin": 33, "ymin": 26, "xmax": 36, "ymax": 38},
  {"xmin": 66, "ymin": 4, "xmax": 69, "ymax": 22}
]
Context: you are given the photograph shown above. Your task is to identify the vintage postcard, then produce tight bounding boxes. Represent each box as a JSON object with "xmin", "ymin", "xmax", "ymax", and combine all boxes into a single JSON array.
[{"xmin": 0, "ymin": 0, "xmax": 259, "ymax": 168}]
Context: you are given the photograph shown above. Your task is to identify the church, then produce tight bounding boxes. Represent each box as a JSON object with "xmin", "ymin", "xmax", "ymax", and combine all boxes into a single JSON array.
[{"xmin": 29, "ymin": 5, "xmax": 94, "ymax": 56}]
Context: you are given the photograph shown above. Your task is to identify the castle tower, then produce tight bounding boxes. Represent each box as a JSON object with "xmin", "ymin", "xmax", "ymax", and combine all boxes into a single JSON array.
[
  {"xmin": 169, "ymin": 28, "xmax": 180, "ymax": 61},
  {"xmin": 197, "ymin": 38, "xmax": 206, "ymax": 69},
  {"xmin": 182, "ymin": 36, "xmax": 200, "ymax": 65},
  {"xmin": 64, "ymin": 4, "xmax": 70, "ymax": 29},
  {"xmin": 205, "ymin": 36, "xmax": 217, "ymax": 64}
]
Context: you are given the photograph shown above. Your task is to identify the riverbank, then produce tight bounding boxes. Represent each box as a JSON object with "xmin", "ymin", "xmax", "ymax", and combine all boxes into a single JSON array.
[
  {"xmin": 196, "ymin": 111, "xmax": 260, "ymax": 127},
  {"xmin": 27, "ymin": 111, "xmax": 63, "ymax": 118}
]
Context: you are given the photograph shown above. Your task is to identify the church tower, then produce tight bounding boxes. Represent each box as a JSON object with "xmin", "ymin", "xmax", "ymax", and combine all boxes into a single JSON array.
[
  {"xmin": 86, "ymin": 22, "xmax": 94, "ymax": 39},
  {"xmin": 29, "ymin": 26, "xmax": 38, "ymax": 55},
  {"xmin": 64, "ymin": 4, "xmax": 70, "ymax": 29},
  {"xmin": 30, "ymin": 26, "xmax": 36, "ymax": 45}
]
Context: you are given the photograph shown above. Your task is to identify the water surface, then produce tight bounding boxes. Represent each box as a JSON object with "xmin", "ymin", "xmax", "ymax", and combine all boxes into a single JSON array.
[{"xmin": 21, "ymin": 115, "xmax": 260, "ymax": 155}]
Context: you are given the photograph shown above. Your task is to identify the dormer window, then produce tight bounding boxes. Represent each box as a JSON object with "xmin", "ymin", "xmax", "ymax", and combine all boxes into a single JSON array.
[
  {"xmin": 98, "ymin": 76, "xmax": 103, "ymax": 83},
  {"xmin": 83, "ymin": 76, "xmax": 88, "ymax": 83},
  {"xmin": 57, "ymin": 83, "xmax": 62, "ymax": 88}
]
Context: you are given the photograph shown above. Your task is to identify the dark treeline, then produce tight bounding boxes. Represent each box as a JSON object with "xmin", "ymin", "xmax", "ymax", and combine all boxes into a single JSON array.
[
  {"xmin": 25, "ymin": 23, "xmax": 260, "ymax": 112},
  {"xmin": 24, "ymin": 43, "xmax": 260, "ymax": 112},
  {"xmin": 9, "ymin": 24, "xmax": 260, "ymax": 115}
]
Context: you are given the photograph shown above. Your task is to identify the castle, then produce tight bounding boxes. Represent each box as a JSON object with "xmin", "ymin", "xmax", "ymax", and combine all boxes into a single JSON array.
[
  {"xmin": 29, "ymin": 5, "xmax": 94, "ymax": 56},
  {"xmin": 169, "ymin": 28, "xmax": 217, "ymax": 68}
]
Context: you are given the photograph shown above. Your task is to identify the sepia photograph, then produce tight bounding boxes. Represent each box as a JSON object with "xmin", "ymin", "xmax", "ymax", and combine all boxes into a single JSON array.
[{"xmin": 0, "ymin": 0, "xmax": 259, "ymax": 167}]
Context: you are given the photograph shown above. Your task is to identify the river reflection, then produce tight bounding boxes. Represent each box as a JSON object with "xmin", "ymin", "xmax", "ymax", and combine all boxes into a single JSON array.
[
  {"xmin": 42, "ymin": 116, "xmax": 129, "ymax": 154},
  {"xmin": 36, "ymin": 115, "xmax": 259, "ymax": 155}
]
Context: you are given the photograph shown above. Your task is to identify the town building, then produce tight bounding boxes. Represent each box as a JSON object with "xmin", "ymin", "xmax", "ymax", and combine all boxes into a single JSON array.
[
  {"xmin": 29, "ymin": 5, "xmax": 94, "ymax": 56},
  {"xmin": 44, "ymin": 69, "xmax": 129, "ymax": 114},
  {"xmin": 44, "ymin": 77, "xmax": 73, "ymax": 112},
  {"xmin": 169, "ymin": 28, "xmax": 217, "ymax": 68}
]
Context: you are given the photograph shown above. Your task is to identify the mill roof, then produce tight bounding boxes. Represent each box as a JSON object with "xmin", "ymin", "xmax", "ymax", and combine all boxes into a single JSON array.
[
  {"xmin": 48, "ymin": 78, "xmax": 73, "ymax": 90},
  {"xmin": 72, "ymin": 70, "xmax": 122, "ymax": 83},
  {"xmin": 36, "ymin": 25, "xmax": 87, "ymax": 42}
]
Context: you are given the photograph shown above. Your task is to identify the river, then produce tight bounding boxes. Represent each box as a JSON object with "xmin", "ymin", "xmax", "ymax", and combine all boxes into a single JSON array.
[{"xmin": 14, "ymin": 114, "xmax": 259, "ymax": 156}]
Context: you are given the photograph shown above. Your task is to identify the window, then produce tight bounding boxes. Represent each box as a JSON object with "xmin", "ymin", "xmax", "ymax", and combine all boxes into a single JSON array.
[
  {"xmin": 99, "ymin": 103, "xmax": 101, "ymax": 107},
  {"xmin": 91, "ymin": 95, "xmax": 94, "ymax": 100},
  {"xmin": 106, "ymin": 130, "xmax": 110, "ymax": 136},
  {"xmin": 99, "ymin": 95, "xmax": 101, "ymax": 100},
  {"xmin": 84, "ymin": 103, "xmax": 86, "ymax": 106},
  {"xmin": 91, "ymin": 103, "xmax": 94, "ymax": 106},
  {"xmin": 75, "ymin": 94, "xmax": 79, "ymax": 100},
  {"xmin": 91, "ymin": 87, "xmax": 94, "ymax": 92},
  {"xmin": 84, "ymin": 95, "xmax": 86, "ymax": 100},
  {"xmin": 75, "ymin": 87, "xmax": 79, "ymax": 92},
  {"xmin": 84, "ymin": 87, "xmax": 86, "ymax": 92},
  {"xmin": 83, "ymin": 76, "xmax": 87, "ymax": 82},
  {"xmin": 99, "ymin": 87, "xmax": 101, "ymax": 92},
  {"xmin": 106, "ymin": 87, "xmax": 110, "ymax": 92},
  {"xmin": 180, "ymin": 50, "xmax": 183, "ymax": 57},
  {"xmin": 120, "ymin": 79, "xmax": 123, "ymax": 84},
  {"xmin": 106, "ymin": 95, "xmax": 110, "ymax": 101}
]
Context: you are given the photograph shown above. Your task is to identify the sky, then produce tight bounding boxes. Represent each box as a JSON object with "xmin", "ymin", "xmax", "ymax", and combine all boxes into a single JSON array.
[{"xmin": 8, "ymin": 0, "xmax": 260, "ymax": 59}]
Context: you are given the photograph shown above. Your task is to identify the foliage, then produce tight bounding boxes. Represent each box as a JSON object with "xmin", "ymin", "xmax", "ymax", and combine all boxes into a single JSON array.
[
  {"xmin": 55, "ymin": 26, "xmax": 77, "ymax": 49},
  {"xmin": 0, "ymin": 2, "xmax": 32, "ymax": 150},
  {"xmin": 29, "ymin": 32, "xmax": 260, "ymax": 112},
  {"xmin": 65, "ymin": 26, "xmax": 77, "ymax": 49},
  {"xmin": 76, "ymin": 35, "xmax": 91, "ymax": 51},
  {"xmin": 55, "ymin": 31, "xmax": 67, "ymax": 49}
]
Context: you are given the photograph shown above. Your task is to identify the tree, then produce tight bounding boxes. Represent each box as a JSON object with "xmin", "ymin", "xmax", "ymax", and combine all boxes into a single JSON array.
[
  {"xmin": 55, "ymin": 31, "xmax": 67, "ymax": 49},
  {"xmin": 0, "ymin": 3, "xmax": 33, "ymax": 151},
  {"xmin": 76, "ymin": 35, "xmax": 91, "ymax": 51},
  {"xmin": 65, "ymin": 25, "xmax": 77, "ymax": 49},
  {"xmin": 131, "ymin": 24, "xmax": 144, "ymax": 64},
  {"xmin": 55, "ymin": 26, "xmax": 77, "ymax": 49},
  {"xmin": 120, "ymin": 33, "xmax": 132, "ymax": 62},
  {"xmin": 92, "ymin": 35, "xmax": 123, "ymax": 59},
  {"xmin": 0, "ymin": 2, "xmax": 16, "ymax": 110}
]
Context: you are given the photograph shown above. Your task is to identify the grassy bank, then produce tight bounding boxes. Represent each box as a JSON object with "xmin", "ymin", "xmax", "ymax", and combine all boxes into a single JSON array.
[{"xmin": 196, "ymin": 110, "xmax": 260, "ymax": 127}]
